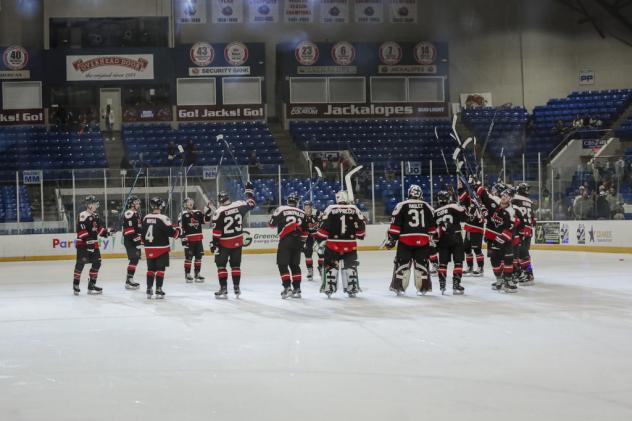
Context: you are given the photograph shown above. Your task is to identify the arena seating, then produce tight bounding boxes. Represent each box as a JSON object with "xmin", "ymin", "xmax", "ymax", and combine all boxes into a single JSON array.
[
  {"xmin": 0, "ymin": 185, "xmax": 33, "ymax": 223},
  {"xmin": 616, "ymin": 116, "xmax": 632, "ymax": 138},
  {"xmin": 0, "ymin": 126, "xmax": 107, "ymax": 172},
  {"xmin": 289, "ymin": 119, "xmax": 459, "ymax": 171},
  {"xmin": 462, "ymin": 106, "xmax": 528, "ymax": 160},
  {"xmin": 123, "ymin": 122, "xmax": 283, "ymax": 167}
]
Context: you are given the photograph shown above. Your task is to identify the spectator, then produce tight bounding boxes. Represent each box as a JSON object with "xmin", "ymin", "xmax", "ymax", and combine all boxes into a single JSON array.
[
  {"xmin": 573, "ymin": 188, "xmax": 594, "ymax": 220},
  {"xmin": 185, "ymin": 140, "xmax": 197, "ymax": 166},
  {"xmin": 248, "ymin": 151, "xmax": 260, "ymax": 176},
  {"xmin": 595, "ymin": 191, "xmax": 610, "ymax": 219},
  {"xmin": 607, "ymin": 187, "xmax": 621, "ymax": 215},
  {"xmin": 102, "ymin": 104, "xmax": 115, "ymax": 140},
  {"xmin": 615, "ymin": 157, "xmax": 625, "ymax": 187},
  {"xmin": 167, "ymin": 141, "xmax": 177, "ymax": 166},
  {"xmin": 612, "ymin": 202, "xmax": 626, "ymax": 220}
]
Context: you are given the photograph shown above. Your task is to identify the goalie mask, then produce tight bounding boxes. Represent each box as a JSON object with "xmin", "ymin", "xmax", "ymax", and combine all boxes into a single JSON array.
[
  {"xmin": 335, "ymin": 191, "xmax": 349, "ymax": 204},
  {"xmin": 407, "ymin": 184, "xmax": 423, "ymax": 200}
]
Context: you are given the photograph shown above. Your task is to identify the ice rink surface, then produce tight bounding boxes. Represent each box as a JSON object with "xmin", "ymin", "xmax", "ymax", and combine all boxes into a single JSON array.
[{"xmin": 1, "ymin": 249, "xmax": 632, "ymax": 421}]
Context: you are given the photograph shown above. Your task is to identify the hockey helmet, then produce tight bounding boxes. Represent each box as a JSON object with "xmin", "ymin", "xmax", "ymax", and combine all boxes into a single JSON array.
[
  {"xmin": 182, "ymin": 197, "xmax": 194, "ymax": 209},
  {"xmin": 335, "ymin": 190, "xmax": 349, "ymax": 204},
  {"xmin": 149, "ymin": 197, "xmax": 165, "ymax": 211},
  {"xmin": 501, "ymin": 187, "xmax": 515, "ymax": 198},
  {"xmin": 287, "ymin": 192, "xmax": 299, "ymax": 207},
  {"xmin": 126, "ymin": 195, "xmax": 140, "ymax": 209},
  {"xmin": 408, "ymin": 184, "xmax": 423, "ymax": 200},
  {"xmin": 217, "ymin": 191, "xmax": 230, "ymax": 206},
  {"xmin": 517, "ymin": 182, "xmax": 529, "ymax": 196},
  {"xmin": 85, "ymin": 195, "xmax": 100, "ymax": 209},
  {"xmin": 436, "ymin": 190, "xmax": 451, "ymax": 206}
]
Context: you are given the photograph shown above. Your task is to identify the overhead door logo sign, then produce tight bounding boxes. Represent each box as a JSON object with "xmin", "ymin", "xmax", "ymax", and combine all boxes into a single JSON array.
[{"xmin": 2, "ymin": 45, "xmax": 29, "ymax": 70}]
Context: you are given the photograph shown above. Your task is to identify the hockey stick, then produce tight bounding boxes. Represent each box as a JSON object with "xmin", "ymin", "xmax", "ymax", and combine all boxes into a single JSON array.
[
  {"xmin": 110, "ymin": 152, "xmax": 146, "ymax": 231},
  {"xmin": 344, "ymin": 165, "xmax": 363, "ymax": 202},
  {"xmin": 300, "ymin": 166, "xmax": 323, "ymax": 204},
  {"xmin": 216, "ymin": 134, "xmax": 247, "ymax": 186},
  {"xmin": 165, "ymin": 144, "xmax": 190, "ymax": 216}
]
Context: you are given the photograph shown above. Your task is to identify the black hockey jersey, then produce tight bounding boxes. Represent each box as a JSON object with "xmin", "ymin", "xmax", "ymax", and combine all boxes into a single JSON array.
[
  {"xmin": 123, "ymin": 209, "xmax": 142, "ymax": 245},
  {"xmin": 458, "ymin": 189, "xmax": 485, "ymax": 234},
  {"xmin": 212, "ymin": 196, "xmax": 256, "ymax": 249},
  {"xmin": 512, "ymin": 194, "xmax": 535, "ymax": 238},
  {"xmin": 388, "ymin": 199, "xmax": 436, "ymax": 247},
  {"xmin": 476, "ymin": 186, "xmax": 513, "ymax": 243},
  {"xmin": 268, "ymin": 205, "xmax": 309, "ymax": 240},
  {"xmin": 179, "ymin": 208, "xmax": 212, "ymax": 242},
  {"xmin": 142, "ymin": 213, "xmax": 181, "ymax": 258},
  {"xmin": 305, "ymin": 209, "xmax": 322, "ymax": 235},
  {"xmin": 434, "ymin": 203, "xmax": 467, "ymax": 244},
  {"xmin": 76, "ymin": 210, "xmax": 109, "ymax": 249},
  {"xmin": 315, "ymin": 204, "xmax": 366, "ymax": 253}
]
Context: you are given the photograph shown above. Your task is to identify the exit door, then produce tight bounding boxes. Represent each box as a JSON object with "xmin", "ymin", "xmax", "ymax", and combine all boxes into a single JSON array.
[{"xmin": 99, "ymin": 88, "xmax": 122, "ymax": 131}]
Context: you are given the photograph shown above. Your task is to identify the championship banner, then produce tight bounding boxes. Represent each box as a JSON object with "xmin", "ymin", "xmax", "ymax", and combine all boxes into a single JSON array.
[
  {"xmin": 177, "ymin": 105, "xmax": 266, "ymax": 121},
  {"xmin": 66, "ymin": 54, "xmax": 154, "ymax": 81},
  {"xmin": 286, "ymin": 102, "xmax": 449, "ymax": 119},
  {"xmin": 284, "ymin": 0, "xmax": 314, "ymax": 23},
  {"xmin": 320, "ymin": 0, "xmax": 349, "ymax": 23},
  {"xmin": 354, "ymin": 0, "xmax": 383, "ymax": 23},
  {"xmin": 388, "ymin": 0, "xmax": 417, "ymax": 23},
  {"xmin": 176, "ymin": 0, "xmax": 207, "ymax": 24},
  {"xmin": 213, "ymin": 0, "xmax": 244, "ymax": 23},
  {"xmin": 248, "ymin": 0, "xmax": 279, "ymax": 22},
  {"xmin": 0, "ymin": 109, "xmax": 44, "ymax": 126}
]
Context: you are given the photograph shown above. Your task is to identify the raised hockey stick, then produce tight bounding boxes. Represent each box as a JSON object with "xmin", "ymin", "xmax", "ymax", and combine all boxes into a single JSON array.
[
  {"xmin": 216, "ymin": 134, "xmax": 247, "ymax": 187},
  {"xmin": 110, "ymin": 152, "xmax": 146, "ymax": 231},
  {"xmin": 300, "ymin": 166, "xmax": 323, "ymax": 204},
  {"xmin": 344, "ymin": 165, "xmax": 363, "ymax": 202}
]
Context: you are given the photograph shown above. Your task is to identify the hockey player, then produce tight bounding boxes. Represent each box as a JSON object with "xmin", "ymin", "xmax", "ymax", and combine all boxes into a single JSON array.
[
  {"xmin": 269, "ymin": 193, "xmax": 309, "ymax": 298},
  {"xmin": 142, "ymin": 197, "xmax": 181, "ymax": 299},
  {"xmin": 178, "ymin": 197, "xmax": 213, "ymax": 283},
  {"xmin": 434, "ymin": 189, "xmax": 467, "ymax": 295},
  {"xmin": 459, "ymin": 188, "xmax": 486, "ymax": 276},
  {"xmin": 512, "ymin": 182, "xmax": 535, "ymax": 285},
  {"xmin": 474, "ymin": 180, "xmax": 517, "ymax": 293},
  {"xmin": 72, "ymin": 195, "xmax": 110, "ymax": 295},
  {"xmin": 302, "ymin": 200, "xmax": 322, "ymax": 281},
  {"xmin": 315, "ymin": 191, "xmax": 366, "ymax": 298},
  {"xmin": 385, "ymin": 184, "xmax": 436, "ymax": 296},
  {"xmin": 211, "ymin": 182, "xmax": 256, "ymax": 299},
  {"xmin": 122, "ymin": 195, "xmax": 142, "ymax": 290}
]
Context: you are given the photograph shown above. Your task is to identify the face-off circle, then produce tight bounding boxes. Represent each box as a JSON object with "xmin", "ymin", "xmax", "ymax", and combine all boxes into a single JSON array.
[
  {"xmin": 2, "ymin": 45, "xmax": 29, "ymax": 70},
  {"xmin": 331, "ymin": 41, "xmax": 356, "ymax": 66},
  {"xmin": 190, "ymin": 42, "xmax": 215, "ymax": 67},
  {"xmin": 378, "ymin": 42, "xmax": 402, "ymax": 65},
  {"xmin": 295, "ymin": 41, "xmax": 319, "ymax": 66},
  {"xmin": 413, "ymin": 41, "xmax": 437, "ymax": 65},
  {"xmin": 224, "ymin": 42, "xmax": 249, "ymax": 66}
]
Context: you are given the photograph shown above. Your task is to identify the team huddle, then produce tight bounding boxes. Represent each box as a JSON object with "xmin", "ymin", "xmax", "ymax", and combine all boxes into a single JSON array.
[{"xmin": 70, "ymin": 176, "xmax": 535, "ymax": 299}]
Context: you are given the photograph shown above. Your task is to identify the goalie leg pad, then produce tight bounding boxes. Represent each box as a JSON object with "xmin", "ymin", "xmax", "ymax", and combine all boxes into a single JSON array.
[
  {"xmin": 414, "ymin": 261, "xmax": 430, "ymax": 292},
  {"xmin": 390, "ymin": 261, "xmax": 411, "ymax": 292}
]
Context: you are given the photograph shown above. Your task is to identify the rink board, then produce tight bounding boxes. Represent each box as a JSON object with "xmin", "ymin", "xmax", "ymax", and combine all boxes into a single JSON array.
[{"xmin": 0, "ymin": 221, "xmax": 631, "ymax": 261}]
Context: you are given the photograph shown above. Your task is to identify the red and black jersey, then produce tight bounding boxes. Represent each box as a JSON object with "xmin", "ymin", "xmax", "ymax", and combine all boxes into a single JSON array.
[
  {"xmin": 76, "ymin": 210, "xmax": 109, "ymax": 249},
  {"xmin": 269, "ymin": 205, "xmax": 309, "ymax": 240},
  {"xmin": 512, "ymin": 194, "xmax": 535, "ymax": 237},
  {"xmin": 304, "ymin": 209, "xmax": 322, "ymax": 235},
  {"xmin": 316, "ymin": 204, "xmax": 366, "ymax": 253},
  {"xmin": 434, "ymin": 203, "xmax": 467, "ymax": 244},
  {"xmin": 388, "ymin": 199, "xmax": 436, "ymax": 247},
  {"xmin": 178, "ymin": 208, "xmax": 212, "ymax": 242},
  {"xmin": 142, "ymin": 213, "xmax": 181, "ymax": 258},
  {"xmin": 123, "ymin": 209, "xmax": 142, "ymax": 245},
  {"xmin": 476, "ymin": 186, "xmax": 513, "ymax": 242},
  {"xmin": 212, "ymin": 196, "xmax": 256, "ymax": 249},
  {"xmin": 458, "ymin": 189, "xmax": 485, "ymax": 234}
]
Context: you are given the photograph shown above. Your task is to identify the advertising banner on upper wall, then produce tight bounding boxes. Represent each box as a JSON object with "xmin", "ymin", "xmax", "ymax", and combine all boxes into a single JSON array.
[
  {"xmin": 0, "ymin": 109, "xmax": 45, "ymax": 126},
  {"xmin": 354, "ymin": 0, "xmax": 384, "ymax": 23},
  {"xmin": 66, "ymin": 54, "xmax": 155, "ymax": 81},
  {"xmin": 284, "ymin": 0, "xmax": 314, "ymax": 23},
  {"xmin": 175, "ymin": 0, "xmax": 207, "ymax": 23},
  {"xmin": 176, "ymin": 104, "xmax": 266, "ymax": 121},
  {"xmin": 286, "ymin": 102, "xmax": 450, "ymax": 119},
  {"xmin": 212, "ymin": 0, "xmax": 244, "ymax": 23},
  {"xmin": 388, "ymin": 0, "xmax": 417, "ymax": 23},
  {"xmin": 248, "ymin": 0, "xmax": 279, "ymax": 22},
  {"xmin": 320, "ymin": 0, "xmax": 349, "ymax": 23}
]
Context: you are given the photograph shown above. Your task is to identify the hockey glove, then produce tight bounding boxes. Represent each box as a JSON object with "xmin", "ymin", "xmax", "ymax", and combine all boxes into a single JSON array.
[
  {"xmin": 182, "ymin": 239, "xmax": 189, "ymax": 249},
  {"xmin": 209, "ymin": 241, "xmax": 218, "ymax": 254},
  {"xmin": 384, "ymin": 239, "xmax": 397, "ymax": 250},
  {"xmin": 244, "ymin": 181, "xmax": 254, "ymax": 197}
]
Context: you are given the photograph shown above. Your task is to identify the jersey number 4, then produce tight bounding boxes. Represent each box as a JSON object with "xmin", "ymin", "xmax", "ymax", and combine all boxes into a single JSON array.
[{"xmin": 145, "ymin": 225, "xmax": 154, "ymax": 243}]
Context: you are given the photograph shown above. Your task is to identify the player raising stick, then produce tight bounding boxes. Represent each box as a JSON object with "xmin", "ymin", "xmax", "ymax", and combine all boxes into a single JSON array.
[
  {"xmin": 178, "ymin": 197, "xmax": 213, "ymax": 283},
  {"xmin": 211, "ymin": 182, "xmax": 256, "ymax": 299},
  {"xmin": 72, "ymin": 195, "xmax": 110, "ymax": 295},
  {"xmin": 122, "ymin": 195, "xmax": 142, "ymax": 290},
  {"xmin": 269, "ymin": 193, "xmax": 309, "ymax": 299},
  {"xmin": 385, "ymin": 185, "xmax": 436, "ymax": 296},
  {"xmin": 142, "ymin": 197, "xmax": 181, "ymax": 299},
  {"xmin": 315, "ymin": 190, "xmax": 366, "ymax": 298}
]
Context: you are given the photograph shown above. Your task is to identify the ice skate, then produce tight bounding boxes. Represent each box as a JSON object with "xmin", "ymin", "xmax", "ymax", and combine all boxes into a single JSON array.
[
  {"xmin": 417, "ymin": 286, "xmax": 432, "ymax": 296},
  {"xmin": 462, "ymin": 267, "xmax": 473, "ymax": 277},
  {"xmin": 472, "ymin": 268, "xmax": 484, "ymax": 277},
  {"xmin": 185, "ymin": 274, "xmax": 194, "ymax": 283},
  {"xmin": 430, "ymin": 263, "xmax": 438, "ymax": 275},
  {"xmin": 281, "ymin": 286, "xmax": 292, "ymax": 299},
  {"xmin": 125, "ymin": 278, "xmax": 140, "ymax": 290},
  {"xmin": 439, "ymin": 279, "xmax": 447, "ymax": 295},
  {"xmin": 453, "ymin": 279, "xmax": 465, "ymax": 295},
  {"xmin": 214, "ymin": 287, "xmax": 228, "ymax": 299},
  {"xmin": 87, "ymin": 282, "xmax": 102, "ymax": 295},
  {"xmin": 155, "ymin": 288, "xmax": 165, "ymax": 299},
  {"xmin": 146, "ymin": 288, "xmax": 153, "ymax": 299},
  {"xmin": 307, "ymin": 268, "xmax": 314, "ymax": 282},
  {"xmin": 522, "ymin": 273, "xmax": 535, "ymax": 286},
  {"xmin": 492, "ymin": 277, "xmax": 503, "ymax": 291},
  {"xmin": 194, "ymin": 274, "xmax": 205, "ymax": 283},
  {"xmin": 73, "ymin": 284, "xmax": 80, "ymax": 296},
  {"xmin": 233, "ymin": 286, "xmax": 241, "ymax": 298},
  {"xmin": 291, "ymin": 288, "xmax": 302, "ymax": 299},
  {"xmin": 502, "ymin": 277, "xmax": 518, "ymax": 293}
]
